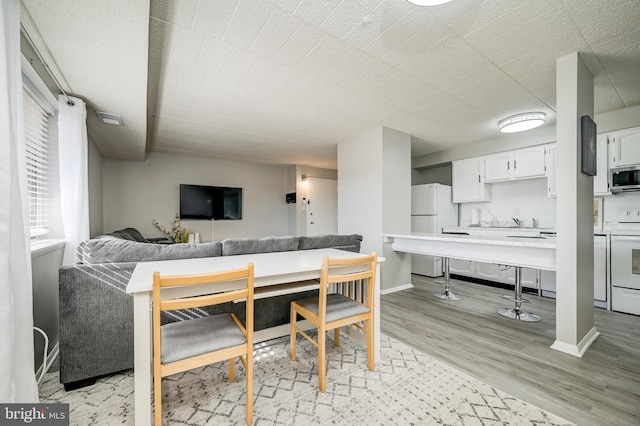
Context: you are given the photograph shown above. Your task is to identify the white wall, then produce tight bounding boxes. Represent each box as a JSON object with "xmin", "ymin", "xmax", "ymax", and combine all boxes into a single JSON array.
[
  {"xmin": 102, "ymin": 152, "xmax": 291, "ymax": 241},
  {"xmin": 602, "ymin": 192, "xmax": 640, "ymax": 227},
  {"xmin": 32, "ymin": 245, "xmax": 64, "ymax": 376},
  {"xmin": 458, "ymin": 179, "xmax": 556, "ymax": 228},
  {"xmin": 412, "ymin": 164, "xmax": 452, "ymax": 186}
]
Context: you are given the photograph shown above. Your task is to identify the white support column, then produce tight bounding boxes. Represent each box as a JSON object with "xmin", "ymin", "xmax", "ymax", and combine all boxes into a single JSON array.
[
  {"xmin": 552, "ymin": 52, "xmax": 600, "ymax": 357},
  {"xmin": 337, "ymin": 127, "xmax": 411, "ymax": 293}
]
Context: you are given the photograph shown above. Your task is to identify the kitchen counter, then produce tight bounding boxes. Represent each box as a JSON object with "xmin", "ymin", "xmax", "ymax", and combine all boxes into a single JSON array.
[
  {"xmin": 384, "ymin": 232, "xmax": 556, "ymax": 271},
  {"xmin": 444, "ymin": 226, "xmax": 640, "ymax": 236}
]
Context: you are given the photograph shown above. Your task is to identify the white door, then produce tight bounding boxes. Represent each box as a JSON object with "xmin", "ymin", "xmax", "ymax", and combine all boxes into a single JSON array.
[
  {"xmin": 513, "ymin": 146, "xmax": 546, "ymax": 179},
  {"xmin": 411, "ymin": 215, "xmax": 437, "ymax": 233},
  {"xmin": 306, "ymin": 179, "xmax": 338, "ymax": 236},
  {"xmin": 411, "ymin": 184, "xmax": 437, "ymax": 215}
]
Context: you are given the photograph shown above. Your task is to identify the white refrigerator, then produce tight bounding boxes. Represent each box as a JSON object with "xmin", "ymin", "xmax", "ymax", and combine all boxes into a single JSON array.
[{"xmin": 411, "ymin": 183, "xmax": 459, "ymax": 277}]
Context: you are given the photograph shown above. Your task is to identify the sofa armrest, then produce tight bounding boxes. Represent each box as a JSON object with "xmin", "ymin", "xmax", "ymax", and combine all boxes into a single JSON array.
[{"xmin": 58, "ymin": 262, "xmax": 137, "ymax": 385}]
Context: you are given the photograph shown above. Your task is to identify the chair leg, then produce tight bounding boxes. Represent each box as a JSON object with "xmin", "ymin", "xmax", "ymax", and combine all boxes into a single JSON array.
[
  {"xmin": 366, "ymin": 318, "xmax": 374, "ymax": 371},
  {"xmin": 290, "ymin": 303, "xmax": 297, "ymax": 361},
  {"xmin": 154, "ymin": 374, "xmax": 162, "ymax": 426},
  {"xmin": 246, "ymin": 345, "xmax": 253, "ymax": 425},
  {"xmin": 318, "ymin": 329, "xmax": 326, "ymax": 392},
  {"xmin": 229, "ymin": 357, "xmax": 235, "ymax": 382},
  {"xmin": 333, "ymin": 327, "xmax": 340, "ymax": 347}
]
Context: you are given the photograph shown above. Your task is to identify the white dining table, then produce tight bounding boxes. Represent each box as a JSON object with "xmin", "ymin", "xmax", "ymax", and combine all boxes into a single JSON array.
[{"xmin": 126, "ymin": 248, "xmax": 383, "ymax": 426}]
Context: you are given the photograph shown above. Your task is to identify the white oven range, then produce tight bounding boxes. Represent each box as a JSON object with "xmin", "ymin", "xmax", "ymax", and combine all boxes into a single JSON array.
[{"xmin": 611, "ymin": 208, "xmax": 640, "ymax": 315}]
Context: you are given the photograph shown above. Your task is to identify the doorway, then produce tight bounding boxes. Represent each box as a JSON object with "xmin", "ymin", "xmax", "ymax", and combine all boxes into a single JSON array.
[{"xmin": 306, "ymin": 178, "xmax": 338, "ymax": 236}]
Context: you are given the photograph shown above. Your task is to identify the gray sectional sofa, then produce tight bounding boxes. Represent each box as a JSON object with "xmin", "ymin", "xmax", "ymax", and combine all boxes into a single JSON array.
[{"xmin": 58, "ymin": 230, "xmax": 362, "ymax": 390}]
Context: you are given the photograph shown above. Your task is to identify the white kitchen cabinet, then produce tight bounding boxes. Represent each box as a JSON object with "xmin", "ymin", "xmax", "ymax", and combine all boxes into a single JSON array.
[
  {"xmin": 545, "ymin": 144, "xmax": 557, "ymax": 197},
  {"xmin": 474, "ymin": 262, "xmax": 505, "ymax": 282},
  {"xmin": 449, "ymin": 258, "xmax": 474, "ymax": 276},
  {"xmin": 513, "ymin": 146, "xmax": 546, "ymax": 179},
  {"xmin": 446, "ymin": 228, "xmax": 541, "ymax": 289},
  {"xmin": 452, "ymin": 158, "xmax": 490, "ymax": 203},
  {"xmin": 483, "ymin": 146, "xmax": 546, "ymax": 183},
  {"xmin": 504, "ymin": 266, "xmax": 538, "ymax": 288},
  {"xmin": 484, "ymin": 152, "xmax": 513, "ymax": 182},
  {"xmin": 540, "ymin": 269, "xmax": 555, "ymax": 294},
  {"xmin": 608, "ymin": 126, "xmax": 640, "ymax": 168},
  {"xmin": 594, "ymin": 134, "xmax": 610, "ymax": 195}
]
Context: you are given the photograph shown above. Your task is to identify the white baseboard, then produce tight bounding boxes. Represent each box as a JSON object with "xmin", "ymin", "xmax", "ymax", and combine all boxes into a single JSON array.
[
  {"xmin": 381, "ymin": 283, "xmax": 414, "ymax": 295},
  {"xmin": 550, "ymin": 326, "xmax": 600, "ymax": 358}
]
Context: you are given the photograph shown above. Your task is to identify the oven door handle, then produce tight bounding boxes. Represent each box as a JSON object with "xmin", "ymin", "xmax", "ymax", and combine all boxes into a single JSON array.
[{"xmin": 611, "ymin": 235, "xmax": 640, "ymax": 241}]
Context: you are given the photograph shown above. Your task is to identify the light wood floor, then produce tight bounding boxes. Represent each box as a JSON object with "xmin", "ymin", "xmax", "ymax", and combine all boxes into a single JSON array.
[{"xmin": 380, "ymin": 275, "xmax": 640, "ymax": 426}]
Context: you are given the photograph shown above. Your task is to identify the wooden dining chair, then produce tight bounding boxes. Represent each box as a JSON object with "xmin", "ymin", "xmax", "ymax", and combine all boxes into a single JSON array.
[
  {"xmin": 153, "ymin": 264, "xmax": 254, "ymax": 425},
  {"xmin": 290, "ymin": 252, "xmax": 377, "ymax": 392}
]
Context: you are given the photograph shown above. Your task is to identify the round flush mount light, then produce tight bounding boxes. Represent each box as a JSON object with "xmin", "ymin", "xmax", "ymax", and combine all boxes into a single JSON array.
[
  {"xmin": 406, "ymin": 0, "xmax": 454, "ymax": 5},
  {"xmin": 498, "ymin": 112, "xmax": 546, "ymax": 133}
]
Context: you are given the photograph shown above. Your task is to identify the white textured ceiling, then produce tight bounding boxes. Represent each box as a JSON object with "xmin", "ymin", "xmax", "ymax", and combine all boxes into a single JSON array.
[{"xmin": 21, "ymin": 0, "xmax": 640, "ymax": 169}]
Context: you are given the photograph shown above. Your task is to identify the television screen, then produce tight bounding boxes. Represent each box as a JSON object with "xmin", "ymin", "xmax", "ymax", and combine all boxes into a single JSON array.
[{"xmin": 180, "ymin": 184, "xmax": 242, "ymax": 220}]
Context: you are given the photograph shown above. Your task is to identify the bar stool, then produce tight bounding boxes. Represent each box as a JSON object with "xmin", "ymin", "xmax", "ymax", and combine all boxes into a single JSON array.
[
  {"xmin": 497, "ymin": 266, "xmax": 541, "ymax": 322},
  {"xmin": 433, "ymin": 257, "xmax": 463, "ymax": 301}
]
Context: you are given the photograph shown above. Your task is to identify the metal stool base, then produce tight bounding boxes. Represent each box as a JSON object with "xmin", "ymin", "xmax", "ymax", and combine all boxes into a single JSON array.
[
  {"xmin": 433, "ymin": 290, "xmax": 463, "ymax": 301},
  {"xmin": 497, "ymin": 307, "xmax": 541, "ymax": 322}
]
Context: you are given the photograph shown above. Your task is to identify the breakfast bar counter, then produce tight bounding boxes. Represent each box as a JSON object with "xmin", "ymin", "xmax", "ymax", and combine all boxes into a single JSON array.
[{"xmin": 384, "ymin": 232, "xmax": 556, "ymax": 271}]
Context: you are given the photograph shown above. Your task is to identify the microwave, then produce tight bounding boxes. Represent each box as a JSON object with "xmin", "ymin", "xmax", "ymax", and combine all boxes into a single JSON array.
[{"xmin": 610, "ymin": 166, "xmax": 640, "ymax": 192}]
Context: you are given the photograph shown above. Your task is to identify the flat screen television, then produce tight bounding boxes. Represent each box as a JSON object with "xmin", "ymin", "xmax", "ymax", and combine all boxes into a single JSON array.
[{"xmin": 180, "ymin": 184, "xmax": 242, "ymax": 220}]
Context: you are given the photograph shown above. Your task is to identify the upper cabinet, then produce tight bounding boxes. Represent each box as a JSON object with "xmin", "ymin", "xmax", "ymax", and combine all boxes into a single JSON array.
[
  {"xmin": 545, "ymin": 143, "xmax": 557, "ymax": 197},
  {"xmin": 484, "ymin": 152, "xmax": 513, "ymax": 182},
  {"xmin": 513, "ymin": 146, "xmax": 546, "ymax": 179},
  {"xmin": 608, "ymin": 126, "xmax": 640, "ymax": 168},
  {"xmin": 483, "ymin": 146, "xmax": 546, "ymax": 183},
  {"xmin": 452, "ymin": 157, "xmax": 490, "ymax": 203}
]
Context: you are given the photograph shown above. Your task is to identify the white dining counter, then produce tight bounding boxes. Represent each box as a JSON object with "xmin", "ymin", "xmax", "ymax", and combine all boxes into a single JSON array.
[{"xmin": 384, "ymin": 232, "xmax": 556, "ymax": 271}]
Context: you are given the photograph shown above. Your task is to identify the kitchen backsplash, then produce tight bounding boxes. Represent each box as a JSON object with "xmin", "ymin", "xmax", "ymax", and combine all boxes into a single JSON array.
[
  {"xmin": 458, "ymin": 179, "xmax": 555, "ymax": 228},
  {"xmin": 457, "ymin": 178, "xmax": 640, "ymax": 229}
]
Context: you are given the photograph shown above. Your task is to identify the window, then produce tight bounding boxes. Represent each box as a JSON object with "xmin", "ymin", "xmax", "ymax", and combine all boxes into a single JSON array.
[{"xmin": 23, "ymin": 85, "xmax": 54, "ymax": 238}]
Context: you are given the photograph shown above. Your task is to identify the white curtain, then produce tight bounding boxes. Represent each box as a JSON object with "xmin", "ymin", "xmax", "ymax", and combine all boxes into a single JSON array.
[
  {"xmin": 58, "ymin": 95, "xmax": 89, "ymax": 265},
  {"xmin": 0, "ymin": 0, "xmax": 39, "ymax": 402}
]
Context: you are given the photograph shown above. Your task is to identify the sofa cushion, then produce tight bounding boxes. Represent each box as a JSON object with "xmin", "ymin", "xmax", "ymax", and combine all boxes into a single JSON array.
[
  {"xmin": 297, "ymin": 234, "xmax": 363, "ymax": 253},
  {"xmin": 221, "ymin": 236, "xmax": 299, "ymax": 256},
  {"xmin": 78, "ymin": 239, "xmax": 222, "ymax": 264}
]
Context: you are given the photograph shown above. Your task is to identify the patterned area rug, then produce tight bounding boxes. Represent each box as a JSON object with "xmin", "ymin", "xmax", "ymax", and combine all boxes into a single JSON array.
[{"xmin": 39, "ymin": 333, "xmax": 573, "ymax": 425}]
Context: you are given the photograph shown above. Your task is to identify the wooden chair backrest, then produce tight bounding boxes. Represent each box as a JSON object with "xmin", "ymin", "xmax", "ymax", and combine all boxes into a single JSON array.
[
  {"xmin": 153, "ymin": 264, "xmax": 254, "ymax": 313},
  {"xmin": 318, "ymin": 253, "xmax": 377, "ymax": 320}
]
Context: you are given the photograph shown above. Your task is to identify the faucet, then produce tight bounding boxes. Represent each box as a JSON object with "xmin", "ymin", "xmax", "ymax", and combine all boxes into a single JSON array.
[
  {"xmin": 512, "ymin": 217, "xmax": 521, "ymax": 227},
  {"xmin": 532, "ymin": 218, "xmax": 539, "ymax": 228}
]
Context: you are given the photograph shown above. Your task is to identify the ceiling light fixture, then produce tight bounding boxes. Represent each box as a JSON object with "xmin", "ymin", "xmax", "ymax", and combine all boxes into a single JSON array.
[
  {"xmin": 96, "ymin": 111, "xmax": 123, "ymax": 126},
  {"xmin": 406, "ymin": 0, "xmax": 454, "ymax": 6},
  {"xmin": 498, "ymin": 112, "xmax": 546, "ymax": 133}
]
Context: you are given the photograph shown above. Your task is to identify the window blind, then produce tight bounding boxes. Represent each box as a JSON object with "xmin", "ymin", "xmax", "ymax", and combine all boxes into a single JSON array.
[{"xmin": 23, "ymin": 88, "xmax": 50, "ymax": 238}]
